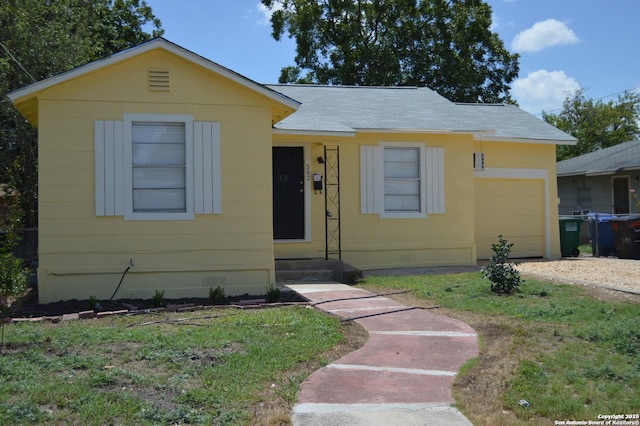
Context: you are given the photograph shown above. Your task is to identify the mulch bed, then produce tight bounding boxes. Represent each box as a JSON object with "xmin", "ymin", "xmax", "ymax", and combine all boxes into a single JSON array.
[{"xmin": 4, "ymin": 287, "xmax": 304, "ymax": 320}]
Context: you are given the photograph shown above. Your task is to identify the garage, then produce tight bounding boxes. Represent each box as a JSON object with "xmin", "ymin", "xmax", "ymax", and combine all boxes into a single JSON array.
[{"xmin": 475, "ymin": 178, "xmax": 545, "ymax": 259}]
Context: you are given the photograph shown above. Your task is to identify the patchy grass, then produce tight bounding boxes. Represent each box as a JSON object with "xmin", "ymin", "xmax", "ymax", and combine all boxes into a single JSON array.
[
  {"xmin": 359, "ymin": 272, "xmax": 640, "ymax": 425},
  {"xmin": 0, "ymin": 306, "xmax": 367, "ymax": 425},
  {"xmin": 578, "ymin": 244, "xmax": 593, "ymax": 256}
]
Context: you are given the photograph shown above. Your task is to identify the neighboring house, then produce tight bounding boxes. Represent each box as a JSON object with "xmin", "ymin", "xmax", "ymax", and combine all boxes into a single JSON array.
[
  {"xmin": 557, "ymin": 140, "xmax": 640, "ymax": 215},
  {"xmin": 7, "ymin": 38, "xmax": 576, "ymax": 303}
]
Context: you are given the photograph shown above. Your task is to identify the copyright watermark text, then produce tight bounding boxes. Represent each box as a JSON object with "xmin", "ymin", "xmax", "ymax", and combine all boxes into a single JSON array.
[{"xmin": 554, "ymin": 414, "xmax": 640, "ymax": 426}]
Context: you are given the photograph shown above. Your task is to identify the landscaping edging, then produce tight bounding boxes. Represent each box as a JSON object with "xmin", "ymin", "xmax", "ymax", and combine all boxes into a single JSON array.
[{"xmin": 3, "ymin": 301, "xmax": 311, "ymax": 324}]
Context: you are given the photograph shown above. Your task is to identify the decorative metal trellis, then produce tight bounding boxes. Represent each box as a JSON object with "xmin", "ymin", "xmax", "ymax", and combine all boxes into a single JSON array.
[{"xmin": 324, "ymin": 145, "xmax": 341, "ymax": 260}]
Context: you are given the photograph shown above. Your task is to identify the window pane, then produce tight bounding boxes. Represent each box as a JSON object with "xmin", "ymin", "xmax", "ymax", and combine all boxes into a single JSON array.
[
  {"xmin": 131, "ymin": 122, "xmax": 186, "ymax": 214},
  {"xmin": 384, "ymin": 162, "xmax": 419, "ymax": 178},
  {"xmin": 133, "ymin": 143, "xmax": 185, "ymax": 165},
  {"xmin": 384, "ymin": 179, "xmax": 420, "ymax": 195},
  {"xmin": 133, "ymin": 189, "xmax": 186, "ymax": 212},
  {"xmin": 385, "ymin": 195, "xmax": 420, "ymax": 212},
  {"xmin": 383, "ymin": 147, "xmax": 421, "ymax": 213},
  {"xmin": 133, "ymin": 122, "xmax": 185, "ymax": 144},
  {"xmin": 384, "ymin": 147, "xmax": 419, "ymax": 162},
  {"xmin": 133, "ymin": 167, "xmax": 185, "ymax": 189}
]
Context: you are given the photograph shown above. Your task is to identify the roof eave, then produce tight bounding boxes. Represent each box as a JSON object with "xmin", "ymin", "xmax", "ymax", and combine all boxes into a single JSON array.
[
  {"xmin": 353, "ymin": 128, "xmax": 488, "ymax": 135},
  {"xmin": 474, "ymin": 135, "xmax": 577, "ymax": 145},
  {"xmin": 272, "ymin": 128, "xmax": 357, "ymax": 137}
]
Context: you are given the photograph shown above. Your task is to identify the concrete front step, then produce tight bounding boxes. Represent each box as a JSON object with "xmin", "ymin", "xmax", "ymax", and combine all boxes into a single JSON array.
[
  {"xmin": 276, "ymin": 269, "xmax": 335, "ymax": 283},
  {"xmin": 275, "ymin": 258, "xmax": 342, "ymax": 283}
]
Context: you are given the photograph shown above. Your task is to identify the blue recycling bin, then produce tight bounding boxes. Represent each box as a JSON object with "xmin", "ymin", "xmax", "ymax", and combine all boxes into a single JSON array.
[{"xmin": 588, "ymin": 213, "xmax": 616, "ymax": 257}]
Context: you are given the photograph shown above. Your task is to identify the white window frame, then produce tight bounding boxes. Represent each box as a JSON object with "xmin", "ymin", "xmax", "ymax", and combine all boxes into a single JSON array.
[
  {"xmin": 124, "ymin": 113, "xmax": 194, "ymax": 220},
  {"xmin": 361, "ymin": 142, "xmax": 444, "ymax": 219},
  {"xmin": 380, "ymin": 142, "xmax": 427, "ymax": 218}
]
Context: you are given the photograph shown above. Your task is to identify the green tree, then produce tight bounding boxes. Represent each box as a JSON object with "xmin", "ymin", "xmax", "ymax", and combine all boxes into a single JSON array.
[
  {"xmin": 543, "ymin": 89, "xmax": 640, "ymax": 161},
  {"xmin": 0, "ymin": 0, "xmax": 163, "ymax": 229},
  {"xmin": 261, "ymin": 0, "xmax": 519, "ymax": 103}
]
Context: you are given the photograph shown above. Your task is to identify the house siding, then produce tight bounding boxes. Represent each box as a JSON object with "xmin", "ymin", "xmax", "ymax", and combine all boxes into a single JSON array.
[
  {"xmin": 273, "ymin": 132, "xmax": 477, "ymax": 269},
  {"xmin": 558, "ymin": 173, "xmax": 638, "ymax": 215},
  {"xmin": 473, "ymin": 142, "xmax": 560, "ymax": 259},
  {"xmin": 10, "ymin": 41, "xmax": 569, "ymax": 302},
  {"xmin": 34, "ymin": 50, "xmax": 278, "ymax": 303}
]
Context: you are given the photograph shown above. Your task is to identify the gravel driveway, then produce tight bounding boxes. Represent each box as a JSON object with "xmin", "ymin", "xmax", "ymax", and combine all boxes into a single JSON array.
[{"xmin": 516, "ymin": 257, "xmax": 640, "ymax": 294}]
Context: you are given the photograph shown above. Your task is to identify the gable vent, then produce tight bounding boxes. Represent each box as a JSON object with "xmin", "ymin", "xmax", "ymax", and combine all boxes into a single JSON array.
[{"xmin": 149, "ymin": 68, "xmax": 169, "ymax": 91}]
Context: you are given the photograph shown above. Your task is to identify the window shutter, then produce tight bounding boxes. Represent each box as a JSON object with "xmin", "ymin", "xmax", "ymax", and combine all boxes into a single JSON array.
[
  {"xmin": 95, "ymin": 121, "xmax": 125, "ymax": 216},
  {"xmin": 425, "ymin": 147, "xmax": 445, "ymax": 214},
  {"xmin": 360, "ymin": 145, "xmax": 383, "ymax": 214},
  {"xmin": 193, "ymin": 122, "xmax": 221, "ymax": 214}
]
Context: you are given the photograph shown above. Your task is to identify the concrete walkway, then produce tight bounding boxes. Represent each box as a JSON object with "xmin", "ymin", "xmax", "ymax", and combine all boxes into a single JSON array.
[{"xmin": 285, "ymin": 283, "xmax": 478, "ymax": 426}]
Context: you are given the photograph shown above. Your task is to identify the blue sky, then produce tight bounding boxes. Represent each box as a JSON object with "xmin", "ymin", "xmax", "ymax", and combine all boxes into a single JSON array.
[{"xmin": 145, "ymin": 0, "xmax": 640, "ymax": 117}]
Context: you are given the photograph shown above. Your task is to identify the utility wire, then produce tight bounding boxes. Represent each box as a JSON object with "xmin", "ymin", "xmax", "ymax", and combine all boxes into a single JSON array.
[
  {"xmin": 532, "ymin": 86, "xmax": 640, "ymax": 118},
  {"xmin": 0, "ymin": 40, "xmax": 37, "ymax": 83}
]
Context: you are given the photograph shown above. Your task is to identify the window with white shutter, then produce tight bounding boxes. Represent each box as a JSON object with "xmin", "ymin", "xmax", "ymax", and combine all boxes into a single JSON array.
[
  {"xmin": 361, "ymin": 143, "xmax": 444, "ymax": 218},
  {"xmin": 95, "ymin": 114, "xmax": 221, "ymax": 220}
]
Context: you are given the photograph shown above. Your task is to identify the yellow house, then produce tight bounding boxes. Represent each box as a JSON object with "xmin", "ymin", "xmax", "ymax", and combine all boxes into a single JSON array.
[{"xmin": 8, "ymin": 39, "xmax": 576, "ymax": 303}]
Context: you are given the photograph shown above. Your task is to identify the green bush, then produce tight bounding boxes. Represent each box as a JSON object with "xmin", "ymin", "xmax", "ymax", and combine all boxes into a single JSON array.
[
  {"xmin": 208, "ymin": 285, "xmax": 225, "ymax": 304},
  {"xmin": 265, "ymin": 283, "xmax": 280, "ymax": 303},
  {"xmin": 481, "ymin": 235, "xmax": 524, "ymax": 294},
  {"xmin": 0, "ymin": 252, "xmax": 29, "ymax": 315},
  {"xmin": 151, "ymin": 289, "xmax": 165, "ymax": 308}
]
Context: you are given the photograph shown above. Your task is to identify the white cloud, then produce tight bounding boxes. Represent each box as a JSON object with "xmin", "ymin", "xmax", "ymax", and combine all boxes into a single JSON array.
[
  {"xmin": 512, "ymin": 19, "xmax": 579, "ymax": 52},
  {"xmin": 256, "ymin": 1, "xmax": 284, "ymax": 26},
  {"xmin": 512, "ymin": 70, "xmax": 581, "ymax": 115}
]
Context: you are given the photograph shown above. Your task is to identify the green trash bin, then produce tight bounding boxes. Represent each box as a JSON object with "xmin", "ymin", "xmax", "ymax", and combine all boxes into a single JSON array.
[{"xmin": 559, "ymin": 216, "xmax": 582, "ymax": 257}]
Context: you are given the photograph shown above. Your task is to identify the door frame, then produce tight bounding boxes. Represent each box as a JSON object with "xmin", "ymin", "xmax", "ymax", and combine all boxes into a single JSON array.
[
  {"xmin": 273, "ymin": 143, "xmax": 312, "ymax": 243},
  {"xmin": 612, "ymin": 175, "xmax": 630, "ymax": 214}
]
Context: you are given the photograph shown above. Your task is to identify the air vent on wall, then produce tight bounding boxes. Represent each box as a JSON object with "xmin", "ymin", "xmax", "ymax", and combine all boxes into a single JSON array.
[{"xmin": 149, "ymin": 68, "xmax": 169, "ymax": 91}]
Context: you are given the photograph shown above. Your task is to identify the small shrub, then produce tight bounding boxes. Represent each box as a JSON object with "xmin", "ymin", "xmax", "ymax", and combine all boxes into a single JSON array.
[
  {"xmin": 265, "ymin": 283, "xmax": 280, "ymax": 303},
  {"xmin": 0, "ymin": 252, "xmax": 29, "ymax": 315},
  {"xmin": 88, "ymin": 296, "xmax": 98, "ymax": 310},
  {"xmin": 481, "ymin": 235, "xmax": 524, "ymax": 294},
  {"xmin": 345, "ymin": 268, "xmax": 363, "ymax": 284},
  {"xmin": 209, "ymin": 285, "xmax": 225, "ymax": 304},
  {"xmin": 151, "ymin": 289, "xmax": 165, "ymax": 308}
]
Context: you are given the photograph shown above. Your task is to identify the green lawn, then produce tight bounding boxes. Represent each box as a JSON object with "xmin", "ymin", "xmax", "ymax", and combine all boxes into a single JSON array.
[
  {"xmin": 2, "ymin": 273, "xmax": 638, "ymax": 426},
  {"xmin": 0, "ymin": 306, "xmax": 348, "ymax": 425},
  {"xmin": 359, "ymin": 272, "xmax": 640, "ymax": 425}
]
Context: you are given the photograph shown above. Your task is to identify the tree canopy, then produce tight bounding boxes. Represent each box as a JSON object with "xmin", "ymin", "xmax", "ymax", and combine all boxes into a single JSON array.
[
  {"xmin": 261, "ymin": 0, "xmax": 519, "ymax": 103},
  {"xmin": 1, "ymin": 0, "xmax": 163, "ymax": 229},
  {"xmin": 543, "ymin": 89, "xmax": 640, "ymax": 161}
]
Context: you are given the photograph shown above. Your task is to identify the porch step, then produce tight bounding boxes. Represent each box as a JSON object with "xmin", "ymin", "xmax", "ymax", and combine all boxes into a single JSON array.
[{"xmin": 275, "ymin": 258, "xmax": 342, "ymax": 283}]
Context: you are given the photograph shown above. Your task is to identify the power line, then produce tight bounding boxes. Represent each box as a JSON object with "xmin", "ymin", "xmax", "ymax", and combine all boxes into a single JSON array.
[
  {"xmin": 0, "ymin": 40, "xmax": 37, "ymax": 83},
  {"xmin": 530, "ymin": 86, "xmax": 640, "ymax": 118}
]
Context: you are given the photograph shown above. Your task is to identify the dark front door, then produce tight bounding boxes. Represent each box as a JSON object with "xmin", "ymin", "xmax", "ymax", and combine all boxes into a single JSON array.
[
  {"xmin": 273, "ymin": 147, "xmax": 305, "ymax": 239},
  {"xmin": 613, "ymin": 177, "xmax": 630, "ymax": 214}
]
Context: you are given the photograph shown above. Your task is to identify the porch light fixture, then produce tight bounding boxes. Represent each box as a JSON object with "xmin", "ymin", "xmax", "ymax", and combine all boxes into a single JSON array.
[{"xmin": 317, "ymin": 156, "xmax": 325, "ymax": 164}]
